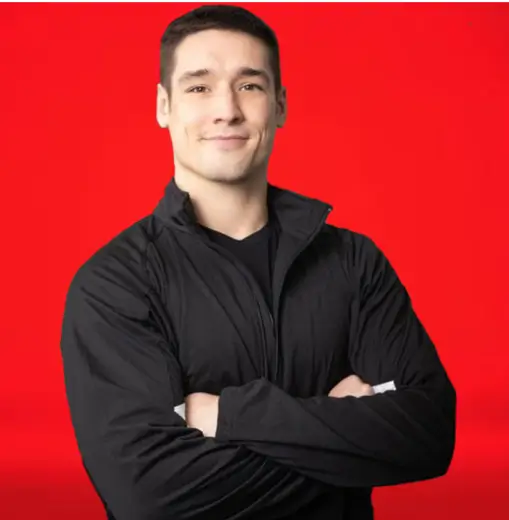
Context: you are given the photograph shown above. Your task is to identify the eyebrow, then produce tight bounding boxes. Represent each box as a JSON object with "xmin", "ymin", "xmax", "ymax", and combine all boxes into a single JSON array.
[
  {"xmin": 177, "ymin": 68, "xmax": 211, "ymax": 84},
  {"xmin": 236, "ymin": 67, "xmax": 271, "ymax": 85},
  {"xmin": 177, "ymin": 67, "xmax": 271, "ymax": 86}
]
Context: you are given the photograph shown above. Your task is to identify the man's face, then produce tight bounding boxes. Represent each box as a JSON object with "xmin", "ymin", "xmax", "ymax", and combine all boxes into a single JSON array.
[{"xmin": 157, "ymin": 29, "xmax": 286, "ymax": 185}]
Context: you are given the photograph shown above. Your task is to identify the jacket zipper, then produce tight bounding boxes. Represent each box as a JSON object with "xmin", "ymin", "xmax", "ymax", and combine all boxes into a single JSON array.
[{"xmin": 271, "ymin": 206, "xmax": 332, "ymax": 384}]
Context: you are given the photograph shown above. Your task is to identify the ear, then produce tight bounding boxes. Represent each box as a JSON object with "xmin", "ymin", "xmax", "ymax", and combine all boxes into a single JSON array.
[
  {"xmin": 156, "ymin": 83, "xmax": 170, "ymax": 128},
  {"xmin": 276, "ymin": 86, "xmax": 287, "ymax": 128}
]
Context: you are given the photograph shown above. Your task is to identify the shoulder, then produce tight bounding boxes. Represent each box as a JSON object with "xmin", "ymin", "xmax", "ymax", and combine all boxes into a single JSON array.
[
  {"xmin": 322, "ymin": 224, "xmax": 384, "ymax": 262},
  {"xmin": 66, "ymin": 215, "xmax": 160, "ymax": 308},
  {"xmin": 321, "ymin": 224, "xmax": 393, "ymax": 285}
]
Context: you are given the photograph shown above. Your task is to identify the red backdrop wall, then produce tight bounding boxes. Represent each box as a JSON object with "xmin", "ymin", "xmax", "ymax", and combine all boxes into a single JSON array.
[{"xmin": 1, "ymin": 2, "xmax": 508, "ymax": 519}]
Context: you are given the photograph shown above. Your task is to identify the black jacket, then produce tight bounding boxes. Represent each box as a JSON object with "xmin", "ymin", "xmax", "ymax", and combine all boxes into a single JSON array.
[{"xmin": 60, "ymin": 178, "xmax": 456, "ymax": 520}]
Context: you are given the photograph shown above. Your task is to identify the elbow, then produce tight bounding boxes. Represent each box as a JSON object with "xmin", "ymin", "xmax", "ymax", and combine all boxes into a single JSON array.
[
  {"xmin": 416, "ymin": 414, "xmax": 456, "ymax": 480},
  {"xmin": 93, "ymin": 483, "xmax": 189, "ymax": 520},
  {"xmin": 420, "ymin": 439, "xmax": 455, "ymax": 481},
  {"xmin": 436, "ymin": 384, "xmax": 457, "ymax": 476},
  {"xmin": 80, "ymin": 450, "xmax": 185, "ymax": 520},
  {"xmin": 435, "ymin": 422, "xmax": 456, "ymax": 477},
  {"xmin": 406, "ymin": 393, "xmax": 457, "ymax": 481},
  {"xmin": 422, "ymin": 379, "xmax": 457, "ymax": 478},
  {"xmin": 403, "ymin": 437, "xmax": 455, "ymax": 484},
  {"xmin": 426, "ymin": 434, "xmax": 455, "ymax": 478}
]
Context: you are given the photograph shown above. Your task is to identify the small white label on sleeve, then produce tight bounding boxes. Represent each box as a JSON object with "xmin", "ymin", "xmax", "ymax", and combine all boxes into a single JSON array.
[
  {"xmin": 372, "ymin": 380, "xmax": 396, "ymax": 394},
  {"xmin": 174, "ymin": 403, "xmax": 186, "ymax": 420}
]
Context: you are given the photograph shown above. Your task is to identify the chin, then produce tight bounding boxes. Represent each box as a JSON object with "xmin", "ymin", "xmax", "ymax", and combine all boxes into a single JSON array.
[
  {"xmin": 210, "ymin": 173, "xmax": 252, "ymax": 185},
  {"xmin": 176, "ymin": 156, "xmax": 264, "ymax": 186},
  {"xmin": 201, "ymin": 166, "xmax": 257, "ymax": 185}
]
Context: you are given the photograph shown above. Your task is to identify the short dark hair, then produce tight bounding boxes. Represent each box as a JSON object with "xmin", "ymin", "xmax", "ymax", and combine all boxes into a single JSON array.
[{"xmin": 160, "ymin": 4, "xmax": 281, "ymax": 94}]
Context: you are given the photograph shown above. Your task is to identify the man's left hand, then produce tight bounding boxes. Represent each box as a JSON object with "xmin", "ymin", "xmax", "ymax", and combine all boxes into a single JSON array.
[{"xmin": 185, "ymin": 392, "xmax": 219, "ymax": 437}]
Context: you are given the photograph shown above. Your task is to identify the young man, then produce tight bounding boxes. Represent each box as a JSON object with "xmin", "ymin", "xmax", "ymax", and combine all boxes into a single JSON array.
[{"xmin": 60, "ymin": 5, "xmax": 456, "ymax": 520}]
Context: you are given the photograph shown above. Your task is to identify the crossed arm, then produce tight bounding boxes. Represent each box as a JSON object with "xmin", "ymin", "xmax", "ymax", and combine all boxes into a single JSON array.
[
  {"xmin": 60, "ymin": 236, "xmax": 456, "ymax": 519},
  {"xmin": 185, "ymin": 374, "xmax": 376, "ymax": 438}
]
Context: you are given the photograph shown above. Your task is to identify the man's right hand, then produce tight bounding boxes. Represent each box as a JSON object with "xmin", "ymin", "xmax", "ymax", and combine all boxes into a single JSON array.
[{"xmin": 328, "ymin": 374, "xmax": 375, "ymax": 398}]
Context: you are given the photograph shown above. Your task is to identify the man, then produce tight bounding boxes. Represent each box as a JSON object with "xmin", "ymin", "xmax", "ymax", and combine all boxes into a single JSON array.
[{"xmin": 60, "ymin": 5, "xmax": 456, "ymax": 520}]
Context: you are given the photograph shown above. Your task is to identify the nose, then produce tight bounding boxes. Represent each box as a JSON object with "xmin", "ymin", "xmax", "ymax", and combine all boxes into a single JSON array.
[{"xmin": 211, "ymin": 89, "xmax": 244, "ymax": 125}]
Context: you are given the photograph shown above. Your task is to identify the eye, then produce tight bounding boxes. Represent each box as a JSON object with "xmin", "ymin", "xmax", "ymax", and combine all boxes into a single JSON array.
[
  {"xmin": 186, "ymin": 85, "xmax": 209, "ymax": 94},
  {"xmin": 240, "ymin": 83, "xmax": 263, "ymax": 92}
]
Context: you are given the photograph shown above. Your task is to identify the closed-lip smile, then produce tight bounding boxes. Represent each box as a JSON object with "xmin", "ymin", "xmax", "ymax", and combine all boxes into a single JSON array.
[{"xmin": 204, "ymin": 135, "xmax": 248, "ymax": 140}]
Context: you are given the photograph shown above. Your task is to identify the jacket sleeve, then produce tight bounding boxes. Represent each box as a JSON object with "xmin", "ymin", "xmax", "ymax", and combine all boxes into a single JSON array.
[
  {"xmin": 215, "ymin": 233, "xmax": 456, "ymax": 488},
  {"xmin": 59, "ymin": 249, "xmax": 333, "ymax": 520}
]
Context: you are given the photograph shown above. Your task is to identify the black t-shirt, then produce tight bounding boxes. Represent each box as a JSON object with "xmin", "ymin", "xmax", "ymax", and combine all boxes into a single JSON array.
[{"xmin": 200, "ymin": 218, "xmax": 279, "ymax": 310}]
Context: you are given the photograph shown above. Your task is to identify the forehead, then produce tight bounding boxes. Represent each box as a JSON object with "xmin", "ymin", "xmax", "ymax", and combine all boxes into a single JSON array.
[{"xmin": 172, "ymin": 29, "xmax": 271, "ymax": 77}]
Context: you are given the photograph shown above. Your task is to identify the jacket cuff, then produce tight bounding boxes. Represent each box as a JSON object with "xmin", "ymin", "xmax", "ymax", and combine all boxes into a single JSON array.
[{"xmin": 215, "ymin": 386, "xmax": 238, "ymax": 440}]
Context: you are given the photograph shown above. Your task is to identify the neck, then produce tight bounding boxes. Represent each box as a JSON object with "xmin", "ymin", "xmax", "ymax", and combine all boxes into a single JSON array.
[{"xmin": 174, "ymin": 169, "xmax": 269, "ymax": 240}]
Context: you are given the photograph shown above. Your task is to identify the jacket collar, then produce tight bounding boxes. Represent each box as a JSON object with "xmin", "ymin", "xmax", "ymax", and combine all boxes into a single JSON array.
[{"xmin": 152, "ymin": 176, "xmax": 332, "ymax": 240}]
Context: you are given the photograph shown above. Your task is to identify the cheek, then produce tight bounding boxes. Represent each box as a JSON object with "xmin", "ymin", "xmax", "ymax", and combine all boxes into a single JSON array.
[
  {"xmin": 169, "ymin": 103, "xmax": 207, "ymax": 138},
  {"xmin": 169, "ymin": 121, "xmax": 198, "ymax": 146},
  {"xmin": 248, "ymin": 102, "xmax": 276, "ymax": 138},
  {"xmin": 258, "ymin": 120, "xmax": 277, "ymax": 146}
]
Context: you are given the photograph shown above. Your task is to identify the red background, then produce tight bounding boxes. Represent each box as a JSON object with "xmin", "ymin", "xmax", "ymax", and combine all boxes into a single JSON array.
[{"xmin": 1, "ymin": 2, "xmax": 508, "ymax": 519}]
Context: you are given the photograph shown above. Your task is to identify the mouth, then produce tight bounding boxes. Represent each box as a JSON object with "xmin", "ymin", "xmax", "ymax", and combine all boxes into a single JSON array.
[
  {"xmin": 202, "ymin": 135, "xmax": 249, "ymax": 150},
  {"xmin": 204, "ymin": 136, "xmax": 249, "ymax": 141}
]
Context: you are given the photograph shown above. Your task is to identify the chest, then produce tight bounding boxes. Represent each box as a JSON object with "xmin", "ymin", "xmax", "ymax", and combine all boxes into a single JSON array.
[{"xmin": 158, "ymin": 234, "xmax": 355, "ymax": 398}]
